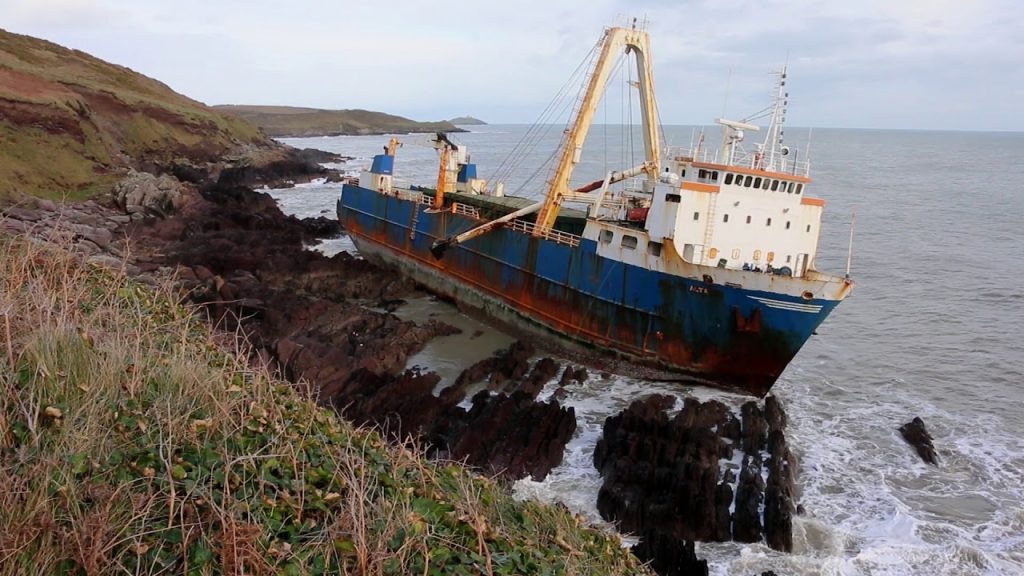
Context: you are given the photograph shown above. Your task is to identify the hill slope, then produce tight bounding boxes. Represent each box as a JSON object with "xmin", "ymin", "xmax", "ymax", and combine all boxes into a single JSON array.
[
  {"xmin": 215, "ymin": 105, "xmax": 463, "ymax": 137},
  {"xmin": 449, "ymin": 115, "xmax": 487, "ymax": 125},
  {"xmin": 0, "ymin": 29, "xmax": 269, "ymax": 199}
]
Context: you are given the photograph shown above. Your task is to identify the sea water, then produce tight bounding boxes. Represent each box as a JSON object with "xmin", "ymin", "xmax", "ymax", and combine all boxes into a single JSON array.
[{"xmin": 269, "ymin": 126, "xmax": 1024, "ymax": 575}]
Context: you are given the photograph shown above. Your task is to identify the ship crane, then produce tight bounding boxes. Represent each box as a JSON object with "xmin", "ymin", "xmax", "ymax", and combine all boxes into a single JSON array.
[{"xmin": 430, "ymin": 25, "xmax": 662, "ymax": 257}]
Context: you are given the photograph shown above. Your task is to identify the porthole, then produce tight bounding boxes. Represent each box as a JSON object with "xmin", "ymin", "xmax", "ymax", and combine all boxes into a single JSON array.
[{"xmin": 801, "ymin": 291, "xmax": 814, "ymax": 301}]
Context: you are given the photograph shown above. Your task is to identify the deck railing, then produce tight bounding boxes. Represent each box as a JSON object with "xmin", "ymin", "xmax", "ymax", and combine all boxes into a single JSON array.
[
  {"xmin": 452, "ymin": 202, "xmax": 482, "ymax": 219},
  {"xmin": 670, "ymin": 146, "xmax": 810, "ymax": 177},
  {"xmin": 509, "ymin": 219, "xmax": 581, "ymax": 247}
]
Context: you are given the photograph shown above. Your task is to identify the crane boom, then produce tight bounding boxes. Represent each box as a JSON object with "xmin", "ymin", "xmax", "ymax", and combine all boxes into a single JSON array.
[{"xmin": 534, "ymin": 26, "xmax": 661, "ymax": 234}]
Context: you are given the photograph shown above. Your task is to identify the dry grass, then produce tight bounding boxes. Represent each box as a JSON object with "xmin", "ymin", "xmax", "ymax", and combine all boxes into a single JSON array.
[{"xmin": 0, "ymin": 229, "xmax": 647, "ymax": 575}]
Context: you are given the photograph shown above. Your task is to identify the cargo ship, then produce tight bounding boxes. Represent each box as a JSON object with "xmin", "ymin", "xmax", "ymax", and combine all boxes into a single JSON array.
[{"xmin": 337, "ymin": 24, "xmax": 853, "ymax": 396}]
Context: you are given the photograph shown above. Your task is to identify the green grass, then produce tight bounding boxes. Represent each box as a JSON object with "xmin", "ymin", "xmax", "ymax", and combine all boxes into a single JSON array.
[{"xmin": 0, "ymin": 233, "xmax": 647, "ymax": 575}]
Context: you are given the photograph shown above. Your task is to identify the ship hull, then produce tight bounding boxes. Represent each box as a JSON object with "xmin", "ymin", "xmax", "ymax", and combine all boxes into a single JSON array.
[{"xmin": 338, "ymin": 184, "xmax": 841, "ymax": 396}]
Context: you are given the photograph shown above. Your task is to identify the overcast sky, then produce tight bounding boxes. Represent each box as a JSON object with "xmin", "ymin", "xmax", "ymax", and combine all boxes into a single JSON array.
[{"xmin": 5, "ymin": 0, "xmax": 1023, "ymax": 130}]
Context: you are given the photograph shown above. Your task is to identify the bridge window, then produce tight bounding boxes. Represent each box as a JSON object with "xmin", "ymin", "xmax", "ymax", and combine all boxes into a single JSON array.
[
  {"xmin": 599, "ymin": 230, "xmax": 613, "ymax": 244},
  {"xmin": 744, "ymin": 175, "xmax": 753, "ymax": 187},
  {"xmin": 796, "ymin": 183, "xmax": 804, "ymax": 194},
  {"xmin": 724, "ymin": 173, "xmax": 734, "ymax": 185},
  {"xmin": 754, "ymin": 177, "xmax": 762, "ymax": 188},
  {"xmin": 763, "ymin": 178, "xmax": 771, "ymax": 190},
  {"xmin": 771, "ymin": 180, "xmax": 780, "ymax": 191},
  {"xmin": 665, "ymin": 193, "xmax": 681, "ymax": 203},
  {"xmin": 680, "ymin": 169, "xmax": 686, "ymax": 178},
  {"xmin": 723, "ymin": 214, "xmax": 729, "ymax": 223},
  {"xmin": 648, "ymin": 241, "xmax": 662, "ymax": 257},
  {"xmin": 788, "ymin": 182, "xmax": 795, "ymax": 193},
  {"xmin": 711, "ymin": 171, "xmax": 719, "ymax": 181},
  {"xmin": 621, "ymin": 235, "xmax": 638, "ymax": 250},
  {"xmin": 693, "ymin": 211, "xmax": 700, "ymax": 221}
]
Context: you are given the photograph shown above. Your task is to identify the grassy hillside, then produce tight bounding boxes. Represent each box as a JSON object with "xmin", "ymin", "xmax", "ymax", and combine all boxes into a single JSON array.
[
  {"xmin": 0, "ymin": 29, "xmax": 270, "ymax": 199},
  {"xmin": 215, "ymin": 105, "xmax": 462, "ymax": 137},
  {"xmin": 0, "ymin": 232, "xmax": 647, "ymax": 575}
]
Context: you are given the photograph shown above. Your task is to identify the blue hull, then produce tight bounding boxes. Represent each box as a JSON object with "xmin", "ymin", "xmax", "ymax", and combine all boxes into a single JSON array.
[{"xmin": 339, "ymin": 184, "xmax": 840, "ymax": 396}]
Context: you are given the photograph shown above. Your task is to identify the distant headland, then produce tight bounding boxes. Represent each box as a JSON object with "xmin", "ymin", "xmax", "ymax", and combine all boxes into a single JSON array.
[
  {"xmin": 449, "ymin": 115, "xmax": 487, "ymax": 125},
  {"xmin": 214, "ymin": 105, "xmax": 465, "ymax": 138}
]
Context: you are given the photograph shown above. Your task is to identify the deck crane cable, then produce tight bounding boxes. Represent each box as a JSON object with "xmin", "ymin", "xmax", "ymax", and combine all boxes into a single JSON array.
[
  {"xmin": 488, "ymin": 37, "xmax": 603, "ymax": 189},
  {"xmin": 511, "ymin": 45, "xmax": 628, "ymax": 197}
]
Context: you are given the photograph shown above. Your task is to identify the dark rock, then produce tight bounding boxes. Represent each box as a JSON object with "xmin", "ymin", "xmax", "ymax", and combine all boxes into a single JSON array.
[
  {"xmin": 740, "ymin": 401, "xmax": 768, "ymax": 454},
  {"xmin": 3, "ymin": 206, "xmax": 44, "ymax": 221},
  {"xmin": 899, "ymin": 416, "xmax": 939, "ymax": 465},
  {"xmin": 631, "ymin": 530, "xmax": 708, "ymax": 576},
  {"xmin": 733, "ymin": 455, "xmax": 764, "ymax": 543},
  {"xmin": 764, "ymin": 394, "xmax": 787, "ymax": 433},
  {"xmin": 301, "ymin": 215, "xmax": 342, "ymax": 237},
  {"xmin": 514, "ymin": 357, "xmax": 560, "ymax": 399}
]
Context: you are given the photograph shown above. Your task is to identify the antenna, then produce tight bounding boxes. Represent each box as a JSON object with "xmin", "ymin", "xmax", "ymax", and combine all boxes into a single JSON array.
[
  {"xmin": 721, "ymin": 68, "xmax": 732, "ymax": 119},
  {"xmin": 845, "ymin": 208, "xmax": 856, "ymax": 279}
]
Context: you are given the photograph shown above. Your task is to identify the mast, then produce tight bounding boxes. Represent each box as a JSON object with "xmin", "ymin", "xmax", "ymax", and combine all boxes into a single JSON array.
[{"xmin": 534, "ymin": 25, "xmax": 661, "ymax": 234}]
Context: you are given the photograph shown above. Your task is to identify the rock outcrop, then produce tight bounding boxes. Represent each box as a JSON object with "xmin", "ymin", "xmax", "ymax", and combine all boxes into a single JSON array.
[
  {"xmin": 899, "ymin": 416, "xmax": 939, "ymax": 465},
  {"xmin": 594, "ymin": 393, "xmax": 799, "ymax": 574},
  {"xmin": 112, "ymin": 170, "xmax": 186, "ymax": 217}
]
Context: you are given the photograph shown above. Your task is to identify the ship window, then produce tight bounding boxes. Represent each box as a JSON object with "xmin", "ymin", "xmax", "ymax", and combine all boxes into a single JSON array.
[
  {"xmin": 621, "ymin": 235, "xmax": 638, "ymax": 250},
  {"xmin": 766, "ymin": 217, "xmax": 772, "ymax": 226},
  {"xmin": 698, "ymin": 169, "xmax": 708, "ymax": 180},
  {"xmin": 786, "ymin": 221, "xmax": 791, "ymax": 230},
  {"xmin": 746, "ymin": 215, "xmax": 752, "ymax": 224},
  {"xmin": 763, "ymin": 178, "xmax": 771, "ymax": 190},
  {"xmin": 599, "ymin": 230, "xmax": 613, "ymax": 244},
  {"xmin": 744, "ymin": 175, "xmax": 753, "ymax": 187},
  {"xmin": 786, "ymin": 255, "xmax": 792, "ymax": 263},
  {"xmin": 711, "ymin": 171, "xmax": 719, "ymax": 181},
  {"xmin": 680, "ymin": 169, "xmax": 686, "ymax": 178},
  {"xmin": 709, "ymin": 247, "xmax": 719, "ymax": 259},
  {"xmin": 724, "ymin": 173, "xmax": 733, "ymax": 185},
  {"xmin": 753, "ymin": 249, "xmax": 762, "ymax": 261},
  {"xmin": 771, "ymin": 180, "xmax": 779, "ymax": 191},
  {"xmin": 767, "ymin": 251, "xmax": 775, "ymax": 263},
  {"xmin": 693, "ymin": 211, "xmax": 700, "ymax": 221},
  {"xmin": 754, "ymin": 177, "xmax": 762, "ymax": 188},
  {"xmin": 723, "ymin": 214, "xmax": 729, "ymax": 223},
  {"xmin": 732, "ymin": 249, "xmax": 741, "ymax": 259},
  {"xmin": 666, "ymin": 193, "xmax": 681, "ymax": 203},
  {"xmin": 788, "ymin": 182, "xmax": 795, "ymax": 193},
  {"xmin": 806, "ymin": 224, "xmax": 812, "ymax": 232},
  {"xmin": 796, "ymin": 183, "xmax": 803, "ymax": 194},
  {"xmin": 648, "ymin": 241, "xmax": 662, "ymax": 257}
]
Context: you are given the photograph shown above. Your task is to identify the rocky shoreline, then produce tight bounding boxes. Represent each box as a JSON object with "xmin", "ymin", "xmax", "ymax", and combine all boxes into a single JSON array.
[{"xmin": 1, "ymin": 156, "xmax": 801, "ymax": 575}]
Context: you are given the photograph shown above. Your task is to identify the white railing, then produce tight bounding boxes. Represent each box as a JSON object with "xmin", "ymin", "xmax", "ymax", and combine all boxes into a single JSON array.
[
  {"xmin": 452, "ymin": 202, "xmax": 481, "ymax": 219},
  {"xmin": 669, "ymin": 146, "xmax": 811, "ymax": 177},
  {"xmin": 509, "ymin": 219, "xmax": 581, "ymax": 247}
]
